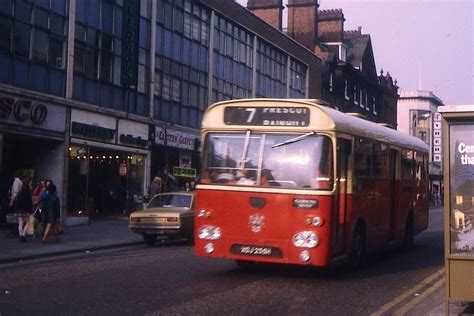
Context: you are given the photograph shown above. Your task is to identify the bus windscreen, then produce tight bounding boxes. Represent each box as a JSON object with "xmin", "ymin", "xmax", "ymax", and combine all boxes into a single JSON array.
[{"xmin": 200, "ymin": 133, "xmax": 333, "ymax": 189}]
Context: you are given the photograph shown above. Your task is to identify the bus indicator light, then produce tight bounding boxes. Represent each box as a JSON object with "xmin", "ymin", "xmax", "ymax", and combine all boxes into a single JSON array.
[
  {"xmin": 198, "ymin": 209, "xmax": 212, "ymax": 219},
  {"xmin": 312, "ymin": 216, "xmax": 323, "ymax": 226}
]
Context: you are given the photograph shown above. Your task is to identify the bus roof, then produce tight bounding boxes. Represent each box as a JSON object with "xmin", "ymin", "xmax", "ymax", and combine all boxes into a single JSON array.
[{"xmin": 202, "ymin": 99, "xmax": 429, "ymax": 153}]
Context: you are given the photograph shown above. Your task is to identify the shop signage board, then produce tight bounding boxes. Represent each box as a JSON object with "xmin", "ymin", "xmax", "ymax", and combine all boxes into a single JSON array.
[
  {"xmin": 438, "ymin": 105, "xmax": 474, "ymax": 305},
  {"xmin": 121, "ymin": 0, "xmax": 139, "ymax": 86},
  {"xmin": 154, "ymin": 125, "xmax": 199, "ymax": 151},
  {"xmin": 119, "ymin": 162, "xmax": 127, "ymax": 176},
  {"xmin": 0, "ymin": 94, "xmax": 66, "ymax": 132},
  {"xmin": 173, "ymin": 167, "xmax": 197, "ymax": 178},
  {"xmin": 118, "ymin": 119, "xmax": 149, "ymax": 148},
  {"xmin": 71, "ymin": 109, "xmax": 116, "ymax": 143}
]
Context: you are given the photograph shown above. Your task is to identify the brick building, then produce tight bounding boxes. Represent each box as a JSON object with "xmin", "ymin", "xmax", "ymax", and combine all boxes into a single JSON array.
[{"xmin": 247, "ymin": 0, "xmax": 399, "ymax": 128}]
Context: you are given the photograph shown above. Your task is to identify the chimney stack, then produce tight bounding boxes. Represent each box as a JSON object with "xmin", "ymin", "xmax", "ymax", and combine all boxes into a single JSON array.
[
  {"xmin": 317, "ymin": 9, "xmax": 345, "ymax": 43},
  {"xmin": 247, "ymin": 0, "xmax": 284, "ymax": 31},
  {"xmin": 287, "ymin": 0, "xmax": 319, "ymax": 50}
]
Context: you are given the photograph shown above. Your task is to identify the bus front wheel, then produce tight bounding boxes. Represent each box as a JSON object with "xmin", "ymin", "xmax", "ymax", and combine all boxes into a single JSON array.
[{"xmin": 350, "ymin": 224, "xmax": 367, "ymax": 270}]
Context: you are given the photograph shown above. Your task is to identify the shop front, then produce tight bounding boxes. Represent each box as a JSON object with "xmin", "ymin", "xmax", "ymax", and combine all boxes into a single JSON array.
[
  {"xmin": 0, "ymin": 92, "xmax": 66, "ymax": 223},
  {"xmin": 151, "ymin": 124, "xmax": 200, "ymax": 192},
  {"xmin": 66, "ymin": 109, "xmax": 150, "ymax": 225}
]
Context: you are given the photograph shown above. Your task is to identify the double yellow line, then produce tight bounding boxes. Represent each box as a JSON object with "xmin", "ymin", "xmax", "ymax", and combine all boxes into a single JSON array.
[{"xmin": 370, "ymin": 268, "xmax": 445, "ymax": 316}]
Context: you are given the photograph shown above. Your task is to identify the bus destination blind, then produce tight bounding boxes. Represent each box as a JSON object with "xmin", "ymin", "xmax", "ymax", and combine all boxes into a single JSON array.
[{"xmin": 224, "ymin": 106, "xmax": 310, "ymax": 126}]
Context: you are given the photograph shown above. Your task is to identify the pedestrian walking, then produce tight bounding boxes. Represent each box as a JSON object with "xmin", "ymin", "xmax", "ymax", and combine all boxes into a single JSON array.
[
  {"xmin": 16, "ymin": 176, "xmax": 33, "ymax": 242},
  {"xmin": 38, "ymin": 181, "xmax": 61, "ymax": 244},
  {"xmin": 9, "ymin": 171, "xmax": 22, "ymax": 214},
  {"xmin": 148, "ymin": 176, "xmax": 162, "ymax": 197}
]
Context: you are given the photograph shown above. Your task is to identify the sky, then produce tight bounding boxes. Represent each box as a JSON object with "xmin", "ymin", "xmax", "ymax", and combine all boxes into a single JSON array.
[{"xmin": 236, "ymin": 0, "xmax": 473, "ymax": 105}]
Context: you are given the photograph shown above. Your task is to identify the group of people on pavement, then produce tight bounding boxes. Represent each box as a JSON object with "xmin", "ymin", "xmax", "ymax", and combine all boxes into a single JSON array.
[
  {"xmin": 9, "ymin": 172, "xmax": 62, "ymax": 244},
  {"xmin": 147, "ymin": 174, "xmax": 196, "ymax": 199}
]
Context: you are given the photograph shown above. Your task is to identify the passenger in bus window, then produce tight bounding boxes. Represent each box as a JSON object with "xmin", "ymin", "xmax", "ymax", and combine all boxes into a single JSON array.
[
  {"xmin": 260, "ymin": 169, "xmax": 280, "ymax": 186},
  {"xmin": 236, "ymin": 169, "xmax": 257, "ymax": 185}
]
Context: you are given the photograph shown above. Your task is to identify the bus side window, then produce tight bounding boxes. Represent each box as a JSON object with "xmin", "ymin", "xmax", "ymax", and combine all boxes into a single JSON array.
[{"xmin": 311, "ymin": 139, "xmax": 333, "ymax": 189}]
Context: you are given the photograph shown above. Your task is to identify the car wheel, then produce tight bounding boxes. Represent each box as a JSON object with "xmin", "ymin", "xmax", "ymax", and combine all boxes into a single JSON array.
[{"xmin": 143, "ymin": 234, "xmax": 157, "ymax": 245}]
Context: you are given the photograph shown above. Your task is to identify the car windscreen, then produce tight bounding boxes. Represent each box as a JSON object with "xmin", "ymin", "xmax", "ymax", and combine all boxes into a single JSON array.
[
  {"xmin": 147, "ymin": 194, "xmax": 192, "ymax": 209},
  {"xmin": 199, "ymin": 132, "xmax": 333, "ymax": 189}
]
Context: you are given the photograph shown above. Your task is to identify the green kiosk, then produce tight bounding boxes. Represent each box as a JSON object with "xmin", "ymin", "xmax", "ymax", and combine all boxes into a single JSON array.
[{"xmin": 439, "ymin": 105, "xmax": 474, "ymax": 310}]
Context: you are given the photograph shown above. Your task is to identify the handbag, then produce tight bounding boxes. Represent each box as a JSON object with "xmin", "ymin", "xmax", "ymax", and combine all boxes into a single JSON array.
[{"xmin": 33, "ymin": 207, "xmax": 42, "ymax": 223}]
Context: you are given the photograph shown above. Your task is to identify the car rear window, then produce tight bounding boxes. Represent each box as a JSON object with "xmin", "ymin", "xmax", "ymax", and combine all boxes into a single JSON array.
[{"xmin": 147, "ymin": 194, "xmax": 192, "ymax": 209}]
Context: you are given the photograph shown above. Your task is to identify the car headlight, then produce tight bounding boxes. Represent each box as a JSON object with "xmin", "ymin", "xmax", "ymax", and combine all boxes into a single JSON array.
[
  {"xmin": 198, "ymin": 225, "xmax": 222, "ymax": 240},
  {"xmin": 292, "ymin": 231, "xmax": 319, "ymax": 248}
]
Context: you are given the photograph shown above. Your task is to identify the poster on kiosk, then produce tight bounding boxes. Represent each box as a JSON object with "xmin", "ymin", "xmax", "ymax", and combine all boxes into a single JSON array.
[
  {"xmin": 449, "ymin": 125, "xmax": 474, "ymax": 254},
  {"xmin": 439, "ymin": 104, "xmax": 474, "ymax": 304}
]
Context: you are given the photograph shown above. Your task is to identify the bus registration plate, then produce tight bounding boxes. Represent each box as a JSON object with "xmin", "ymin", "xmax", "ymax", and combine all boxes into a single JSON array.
[{"xmin": 231, "ymin": 244, "xmax": 282, "ymax": 258}]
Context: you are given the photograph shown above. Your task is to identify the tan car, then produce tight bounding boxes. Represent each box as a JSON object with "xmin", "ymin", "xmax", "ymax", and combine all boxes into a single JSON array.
[{"xmin": 129, "ymin": 191, "xmax": 195, "ymax": 245}]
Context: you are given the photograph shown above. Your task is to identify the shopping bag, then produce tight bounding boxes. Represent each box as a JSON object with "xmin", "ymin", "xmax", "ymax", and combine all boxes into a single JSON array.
[
  {"xmin": 27, "ymin": 214, "xmax": 36, "ymax": 235},
  {"xmin": 33, "ymin": 207, "xmax": 42, "ymax": 223}
]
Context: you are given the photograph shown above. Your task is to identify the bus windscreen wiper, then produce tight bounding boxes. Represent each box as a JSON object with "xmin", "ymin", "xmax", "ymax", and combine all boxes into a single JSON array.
[{"xmin": 271, "ymin": 132, "xmax": 314, "ymax": 148}]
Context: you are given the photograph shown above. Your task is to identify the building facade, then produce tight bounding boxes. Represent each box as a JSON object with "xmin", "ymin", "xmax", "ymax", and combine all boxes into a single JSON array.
[
  {"xmin": 397, "ymin": 90, "xmax": 444, "ymax": 201},
  {"xmin": 0, "ymin": 0, "xmax": 321, "ymax": 224}
]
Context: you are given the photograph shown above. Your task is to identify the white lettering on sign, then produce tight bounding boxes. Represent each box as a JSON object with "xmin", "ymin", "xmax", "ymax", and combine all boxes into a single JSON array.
[
  {"xmin": 458, "ymin": 142, "xmax": 474, "ymax": 165},
  {"xmin": 262, "ymin": 120, "xmax": 305, "ymax": 126},
  {"xmin": 155, "ymin": 126, "xmax": 199, "ymax": 150},
  {"xmin": 262, "ymin": 107, "xmax": 307, "ymax": 114}
]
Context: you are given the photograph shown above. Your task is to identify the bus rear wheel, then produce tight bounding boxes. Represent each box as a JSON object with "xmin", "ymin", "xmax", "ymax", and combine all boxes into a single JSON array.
[
  {"xmin": 350, "ymin": 225, "xmax": 366, "ymax": 270},
  {"xmin": 402, "ymin": 215, "xmax": 415, "ymax": 251}
]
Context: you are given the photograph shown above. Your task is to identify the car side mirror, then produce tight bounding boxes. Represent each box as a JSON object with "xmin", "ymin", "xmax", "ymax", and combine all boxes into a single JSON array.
[{"xmin": 143, "ymin": 195, "xmax": 150, "ymax": 204}]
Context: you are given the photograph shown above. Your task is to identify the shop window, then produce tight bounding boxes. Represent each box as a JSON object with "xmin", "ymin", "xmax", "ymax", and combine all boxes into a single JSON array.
[{"xmin": 67, "ymin": 145, "xmax": 146, "ymax": 217}]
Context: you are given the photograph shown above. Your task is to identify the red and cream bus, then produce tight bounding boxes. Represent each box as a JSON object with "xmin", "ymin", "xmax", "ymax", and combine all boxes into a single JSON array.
[{"xmin": 194, "ymin": 99, "xmax": 429, "ymax": 268}]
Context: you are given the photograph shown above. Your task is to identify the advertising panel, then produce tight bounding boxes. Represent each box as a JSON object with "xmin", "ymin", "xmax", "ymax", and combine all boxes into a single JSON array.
[{"xmin": 449, "ymin": 124, "xmax": 474, "ymax": 255}]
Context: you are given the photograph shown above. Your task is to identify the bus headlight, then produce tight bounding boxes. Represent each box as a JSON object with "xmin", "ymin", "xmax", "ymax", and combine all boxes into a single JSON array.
[
  {"xmin": 198, "ymin": 225, "xmax": 222, "ymax": 240},
  {"xmin": 292, "ymin": 231, "xmax": 319, "ymax": 248}
]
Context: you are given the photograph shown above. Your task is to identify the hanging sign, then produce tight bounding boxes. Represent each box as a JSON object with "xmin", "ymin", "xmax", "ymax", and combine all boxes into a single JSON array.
[{"xmin": 119, "ymin": 162, "xmax": 127, "ymax": 176}]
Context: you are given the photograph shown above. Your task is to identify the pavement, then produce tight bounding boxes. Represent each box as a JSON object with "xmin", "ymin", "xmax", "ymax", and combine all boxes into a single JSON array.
[
  {"xmin": 0, "ymin": 219, "xmax": 473, "ymax": 315},
  {"xmin": 0, "ymin": 218, "xmax": 143, "ymax": 264}
]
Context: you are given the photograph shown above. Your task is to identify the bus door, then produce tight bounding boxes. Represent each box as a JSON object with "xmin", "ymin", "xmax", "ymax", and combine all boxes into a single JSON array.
[
  {"xmin": 388, "ymin": 148, "xmax": 398, "ymax": 241},
  {"xmin": 334, "ymin": 138, "xmax": 351, "ymax": 255}
]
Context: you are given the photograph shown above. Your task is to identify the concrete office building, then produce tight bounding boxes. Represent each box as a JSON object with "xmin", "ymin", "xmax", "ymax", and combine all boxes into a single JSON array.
[{"xmin": 0, "ymin": 0, "xmax": 321, "ymax": 224}]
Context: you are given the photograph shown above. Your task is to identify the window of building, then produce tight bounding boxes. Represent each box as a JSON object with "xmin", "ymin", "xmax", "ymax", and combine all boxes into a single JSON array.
[
  {"xmin": 256, "ymin": 40, "xmax": 287, "ymax": 98},
  {"xmin": 73, "ymin": 0, "xmax": 150, "ymax": 116},
  {"xmin": 344, "ymin": 80, "xmax": 349, "ymax": 100},
  {"xmin": 289, "ymin": 58, "xmax": 307, "ymax": 98},
  {"xmin": 353, "ymin": 84, "xmax": 358, "ymax": 105},
  {"xmin": 372, "ymin": 96, "xmax": 377, "ymax": 115},
  {"xmin": 329, "ymin": 72, "xmax": 333, "ymax": 92},
  {"xmin": 0, "ymin": 0, "xmax": 68, "ymax": 95},
  {"xmin": 212, "ymin": 14, "xmax": 253, "ymax": 102}
]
